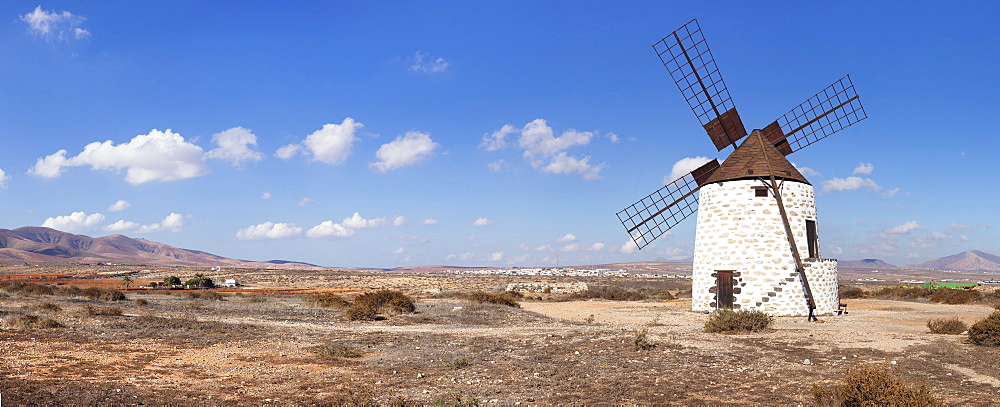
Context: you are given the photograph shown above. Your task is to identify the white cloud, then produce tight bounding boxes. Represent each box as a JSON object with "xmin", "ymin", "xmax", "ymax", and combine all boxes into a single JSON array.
[
  {"xmin": 619, "ymin": 239, "xmax": 638, "ymax": 254},
  {"xmin": 556, "ymin": 233, "xmax": 578, "ymax": 243},
  {"xmin": 392, "ymin": 247, "xmax": 406, "ymax": 254},
  {"xmin": 111, "ymin": 213, "xmax": 185, "ymax": 233},
  {"xmin": 587, "ymin": 242, "xmax": 606, "ymax": 252},
  {"xmin": 791, "ymin": 162, "xmax": 820, "ymax": 178},
  {"xmin": 237, "ymin": 222, "xmax": 303, "ymax": 240},
  {"xmin": 342, "ymin": 212, "xmax": 387, "ymax": 229},
  {"xmin": 107, "ymin": 200, "xmax": 130, "ymax": 212},
  {"xmin": 534, "ymin": 244, "xmax": 553, "ymax": 252},
  {"xmin": 519, "ymin": 120, "xmax": 592, "ymax": 157},
  {"xmin": 885, "ymin": 220, "xmax": 922, "ymax": 234},
  {"xmin": 20, "ymin": 6, "xmax": 90, "ymax": 41},
  {"xmin": 298, "ymin": 197, "xmax": 313, "ymax": 206},
  {"xmin": 261, "ymin": 192, "xmax": 272, "ymax": 199},
  {"xmin": 41, "ymin": 211, "xmax": 105, "ymax": 234},
  {"xmin": 562, "ymin": 243, "xmax": 581, "ymax": 252},
  {"xmin": 303, "ymin": 118, "xmax": 363, "ymax": 164},
  {"xmin": 392, "ymin": 216, "xmax": 407, "ymax": 226},
  {"xmin": 487, "ymin": 159, "xmax": 505, "ymax": 172},
  {"xmin": 472, "ymin": 217, "xmax": 493, "ymax": 226},
  {"xmin": 422, "ymin": 219, "xmax": 438, "ymax": 225},
  {"xmin": 29, "ymin": 129, "xmax": 209, "ymax": 185},
  {"xmin": 883, "ymin": 188, "xmax": 900, "ymax": 198},
  {"xmin": 829, "ymin": 246, "xmax": 843, "ymax": 255},
  {"xmin": 0, "ymin": 168, "xmax": 10, "ymax": 188},
  {"xmin": 104, "ymin": 220, "xmax": 140, "ymax": 232},
  {"xmin": 489, "ymin": 251, "xmax": 504, "ymax": 262},
  {"xmin": 606, "ymin": 133, "xmax": 620, "ymax": 143},
  {"xmin": 205, "ymin": 127, "xmax": 263, "ymax": 167},
  {"xmin": 409, "ymin": 51, "xmax": 449, "ymax": 73},
  {"xmin": 275, "ymin": 144, "xmax": 300, "ymax": 159},
  {"xmin": 949, "ymin": 222, "xmax": 976, "ymax": 231},
  {"xmin": 306, "ymin": 221, "xmax": 354, "ymax": 239},
  {"xmin": 822, "ymin": 177, "xmax": 880, "ymax": 193},
  {"xmin": 853, "ymin": 162, "xmax": 874, "ymax": 175},
  {"xmin": 479, "ymin": 125, "xmax": 516, "ymax": 151},
  {"xmin": 535, "ymin": 152, "xmax": 605, "ymax": 180},
  {"xmin": 371, "ymin": 131, "xmax": 438, "ymax": 173},
  {"xmin": 664, "ymin": 156, "xmax": 711, "ymax": 184}
]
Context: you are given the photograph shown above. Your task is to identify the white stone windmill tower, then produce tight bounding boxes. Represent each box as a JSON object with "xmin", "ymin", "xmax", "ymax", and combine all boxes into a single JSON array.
[{"xmin": 617, "ymin": 19, "xmax": 867, "ymax": 319}]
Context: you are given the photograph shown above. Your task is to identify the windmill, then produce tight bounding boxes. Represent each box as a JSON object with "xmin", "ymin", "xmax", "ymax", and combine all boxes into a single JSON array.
[{"xmin": 617, "ymin": 19, "xmax": 867, "ymax": 319}]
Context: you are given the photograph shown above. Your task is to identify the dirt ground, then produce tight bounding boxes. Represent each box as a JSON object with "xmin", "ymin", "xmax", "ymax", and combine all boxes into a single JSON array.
[{"xmin": 1, "ymin": 266, "xmax": 998, "ymax": 406}]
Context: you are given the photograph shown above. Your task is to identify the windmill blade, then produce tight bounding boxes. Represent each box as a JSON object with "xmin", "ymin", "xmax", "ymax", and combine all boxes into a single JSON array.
[
  {"xmin": 763, "ymin": 75, "xmax": 868, "ymax": 155},
  {"xmin": 617, "ymin": 159, "xmax": 720, "ymax": 249},
  {"xmin": 653, "ymin": 19, "xmax": 747, "ymax": 151}
]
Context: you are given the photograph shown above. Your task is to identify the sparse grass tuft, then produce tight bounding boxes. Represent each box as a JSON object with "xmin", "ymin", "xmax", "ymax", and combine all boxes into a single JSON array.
[
  {"xmin": 312, "ymin": 342, "xmax": 364, "ymax": 359},
  {"xmin": 632, "ymin": 328, "xmax": 655, "ymax": 351},
  {"xmin": 345, "ymin": 290, "xmax": 416, "ymax": 321},
  {"xmin": 466, "ymin": 291, "xmax": 520, "ymax": 308},
  {"xmin": 926, "ymin": 318, "xmax": 967, "ymax": 334},
  {"xmin": 444, "ymin": 357, "xmax": 470, "ymax": 370},
  {"xmin": 243, "ymin": 294, "xmax": 266, "ymax": 303},
  {"xmin": 704, "ymin": 309, "xmax": 772, "ymax": 333},
  {"xmin": 967, "ymin": 311, "xmax": 1000, "ymax": 346},
  {"xmin": 305, "ymin": 292, "xmax": 350, "ymax": 309},
  {"xmin": 812, "ymin": 363, "xmax": 943, "ymax": 406}
]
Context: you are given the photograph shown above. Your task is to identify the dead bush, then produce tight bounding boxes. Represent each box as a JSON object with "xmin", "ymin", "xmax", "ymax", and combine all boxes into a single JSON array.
[
  {"xmin": 872, "ymin": 286, "xmax": 933, "ymax": 301},
  {"xmin": 926, "ymin": 318, "xmax": 967, "ymax": 334},
  {"xmin": 467, "ymin": 291, "xmax": 520, "ymax": 308},
  {"xmin": 565, "ymin": 284, "xmax": 660, "ymax": 301},
  {"xmin": 812, "ymin": 363, "xmax": 943, "ymax": 406},
  {"xmin": 183, "ymin": 291, "xmax": 225, "ymax": 301},
  {"xmin": 929, "ymin": 288, "xmax": 980, "ymax": 304},
  {"xmin": 82, "ymin": 287, "xmax": 126, "ymax": 302},
  {"xmin": 704, "ymin": 309, "xmax": 772, "ymax": 333},
  {"xmin": 85, "ymin": 305, "xmax": 123, "ymax": 316},
  {"xmin": 345, "ymin": 290, "xmax": 416, "ymax": 321},
  {"xmin": 0, "ymin": 281, "xmax": 56, "ymax": 296},
  {"xmin": 2, "ymin": 314, "xmax": 62, "ymax": 329},
  {"xmin": 134, "ymin": 298, "xmax": 149, "ymax": 306},
  {"xmin": 312, "ymin": 342, "xmax": 363, "ymax": 359},
  {"xmin": 29, "ymin": 302, "xmax": 62, "ymax": 313},
  {"xmin": 839, "ymin": 286, "xmax": 865, "ymax": 299},
  {"xmin": 305, "ymin": 293, "xmax": 350, "ymax": 309},
  {"xmin": 967, "ymin": 311, "xmax": 1000, "ymax": 346}
]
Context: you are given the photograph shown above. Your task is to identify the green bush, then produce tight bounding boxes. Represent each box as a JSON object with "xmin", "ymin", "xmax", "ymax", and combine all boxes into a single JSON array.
[
  {"xmin": 704, "ymin": 309, "xmax": 772, "ymax": 333},
  {"xmin": 967, "ymin": 311, "xmax": 1000, "ymax": 346},
  {"xmin": 164, "ymin": 276, "xmax": 182, "ymax": 285},
  {"xmin": 926, "ymin": 318, "xmax": 967, "ymax": 334},
  {"xmin": 184, "ymin": 274, "xmax": 214, "ymax": 288},
  {"xmin": 839, "ymin": 286, "xmax": 865, "ymax": 299},
  {"xmin": 305, "ymin": 293, "xmax": 351, "ymax": 309},
  {"xmin": 812, "ymin": 363, "xmax": 943, "ymax": 406},
  {"xmin": 467, "ymin": 291, "xmax": 520, "ymax": 308},
  {"xmin": 929, "ymin": 288, "xmax": 980, "ymax": 304},
  {"xmin": 345, "ymin": 290, "xmax": 416, "ymax": 321}
]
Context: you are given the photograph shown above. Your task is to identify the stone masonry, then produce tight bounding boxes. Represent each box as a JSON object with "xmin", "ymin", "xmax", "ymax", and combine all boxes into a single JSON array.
[{"xmin": 691, "ymin": 179, "xmax": 839, "ymax": 316}]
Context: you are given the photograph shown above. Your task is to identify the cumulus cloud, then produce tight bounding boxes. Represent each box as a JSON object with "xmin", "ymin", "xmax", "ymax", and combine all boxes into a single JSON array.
[
  {"xmin": 489, "ymin": 252, "xmax": 504, "ymax": 262},
  {"xmin": 392, "ymin": 216, "xmax": 407, "ymax": 226},
  {"xmin": 556, "ymin": 233, "xmax": 578, "ymax": 243},
  {"xmin": 853, "ymin": 162, "xmax": 874, "ymax": 175},
  {"xmin": 29, "ymin": 129, "xmax": 209, "ymax": 185},
  {"xmin": 663, "ymin": 156, "xmax": 711, "ymax": 184},
  {"xmin": 534, "ymin": 244, "xmax": 553, "ymax": 252},
  {"xmin": 306, "ymin": 221, "xmax": 354, "ymax": 239},
  {"xmin": 342, "ymin": 212, "xmax": 386, "ymax": 229},
  {"xmin": 409, "ymin": 51, "xmax": 449, "ymax": 73},
  {"xmin": 791, "ymin": 162, "xmax": 820, "ymax": 178},
  {"xmin": 484, "ymin": 119, "xmax": 608, "ymax": 180},
  {"xmin": 487, "ymin": 159, "xmax": 505, "ymax": 172},
  {"xmin": 561, "ymin": 243, "xmax": 581, "ymax": 252},
  {"xmin": 41, "ymin": 211, "xmax": 105, "ymax": 234},
  {"xmin": 587, "ymin": 242, "xmax": 606, "ymax": 252},
  {"xmin": 472, "ymin": 217, "xmax": 493, "ymax": 226},
  {"xmin": 422, "ymin": 219, "xmax": 438, "ymax": 225},
  {"xmin": 822, "ymin": 176, "xmax": 880, "ymax": 193},
  {"xmin": 205, "ymin": 127, "xmax": 263, "ymax": 167},
  {"xmin": 104, "ymin": 220, "xmax": 140, "ymax": 232},
  {"xmin": 392, "ymin": 247, "xmax": 406, "ymax": 254},
  {"xmin": 261, "ymin": 192, "xmax": 272, "ymax": 199},
  {"xmin": 276, "ymin": 118, "xmax": 362, "ymax": 163},
  {"xmin": 107, "ymin": 213, "xmax": 185, "ymax": 233},
  {"xmin": 298, "ymin": 197, "xmax": 313, "ymax": 206},
  {"xmin": 0, "ymin": 168, "xmax": 10, "ymax": 188},
  {"xmin": 370, "ymin": 131, "xmax": 438, "ymax": 173},
  {"xmin": 885, "ymin": 220, "xmax": 922, "ymax": 234},
  {"xmin": 107, "ymin": 200, "xmax": 130, "ymax": 212},
  {"xmin": 619, "ymin": 239, "xmax": 638, "ymax": 254},
  {"xmin": 20, "ymin": 6, "xmax": 91, "ymax": 41},
  {"xmin": 479, "ymin": 125, "xmax": 516, "ymax": 151},
  {"xmin": 237, "ymin": 222, "xmax": 303, "ymax": 240}
]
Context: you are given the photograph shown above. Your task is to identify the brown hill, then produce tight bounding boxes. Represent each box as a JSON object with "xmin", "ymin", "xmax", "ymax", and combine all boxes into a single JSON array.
[
  {"xmin": 906, "ymin": 250, "xmax": 1000, "ymax": 272},
  {"xmin": 0, "ymin": 227, "xmax": 318, "ymax": 269}
]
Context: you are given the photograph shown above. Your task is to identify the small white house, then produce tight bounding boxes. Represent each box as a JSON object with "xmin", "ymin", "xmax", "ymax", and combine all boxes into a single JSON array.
[{"xmin": 220, "ymin": 279, "xmax": 239, "ymax": 287}]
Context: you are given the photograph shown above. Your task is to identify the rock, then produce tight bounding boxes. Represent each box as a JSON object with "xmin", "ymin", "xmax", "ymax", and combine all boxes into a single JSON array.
[{"xmin": 803, "ymin": 359, "xmax": 811, "ymax": 365}]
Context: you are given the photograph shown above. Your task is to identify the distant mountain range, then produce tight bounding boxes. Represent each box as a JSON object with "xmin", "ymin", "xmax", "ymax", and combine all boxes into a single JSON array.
[
  {"xmin": 0, "ymin": 227, "xmax": 317, "ymax": 268},
  {"xmin": 839, "ymin": 258, "xmax": 898, "ymax": 269},
  {"xmin": 839, "ymin": 250, "xmax": 1000, "ymax": 273}
]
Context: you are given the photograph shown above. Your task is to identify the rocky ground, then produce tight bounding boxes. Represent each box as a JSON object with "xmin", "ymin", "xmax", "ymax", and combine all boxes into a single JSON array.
[{"xmin": 1, "ymin": 266, "xmax": 998, "ymax": 405}]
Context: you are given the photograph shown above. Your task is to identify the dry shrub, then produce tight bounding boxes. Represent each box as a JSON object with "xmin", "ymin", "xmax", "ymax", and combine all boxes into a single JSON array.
[
  {"xmin": 566, "ymin": 284, "xmax": 661, "ymax": 301},
  {"xmin": 312, "ymin": 342, "xmax": 363, "ymax": 359},
  {"xmin": 82, "ymin": 287, "xmax": 126, "ymax": 302},
  {"xmin": 184, "ymin": 291, "xmax": 225, "ymax": 301},
  {"xmin": 632, "ymin": 328, "xmax": 655, "ymax": 351},
  {"xmin": 305, "ymin": 293, "xmax": 350, "ymax": 309},
  {"xmin": 929, "ymin": 288, "xmax": 980, "ymax": 305},
  {"xmin": 2, "ymin": 314, "xmax": 62, "ymax": 329},
  {"xmin": 134, "ymin": 298, "xmax": 149, "ymax": 306},
  {"xmin": 967, "ymin": 311, "xmax": 1000, "ymax": 346},
  {"xmin": 704, "ymin": 309, "xmax": 772, "ymax": 333},
  {"xmin": 86, "ymin": 305, "xmax": 123, "ymax": 316},
  {"xmin": 467, "ymin": 291, "xmax": 520, "ymax": 308},
  {"xmin": 872, "ymin": 286, "xmax": 933, "ymax": 301},
  {"xmin": 243, "ymin": 294, "xmax": 266, "ymax": 303},
  {"xmin": 812, "ymin": 363, "xmax": 943, "ymax": 406},
  {"xmin": 0, "ymin": 281, "xmax": 56, "ymax": 296},
  {"xmin": 345, "ymin": 290, "xmax": 416, "ymax": 321},
  {"xmin": 926, "ymin": 318, "xmax": 967, "ymax": 334},
  {"xmin": 839, "ymin": 286, "xmax": 865, "ymax": 299},
  {"xmin": 30, "ymin": 302, "xmax": 62, "ymax": 313}
]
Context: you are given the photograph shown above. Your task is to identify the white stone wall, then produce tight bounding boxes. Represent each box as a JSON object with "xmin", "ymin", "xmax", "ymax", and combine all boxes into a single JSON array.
[{"xmin": 691, "ymin": 179, "xmax": 839, "ymax": 316}]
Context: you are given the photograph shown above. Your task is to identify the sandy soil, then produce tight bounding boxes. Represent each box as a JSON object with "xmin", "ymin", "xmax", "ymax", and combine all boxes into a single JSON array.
[{"xmin": 1, "ymin": 267, "xmax": 998, "ymax": 406}]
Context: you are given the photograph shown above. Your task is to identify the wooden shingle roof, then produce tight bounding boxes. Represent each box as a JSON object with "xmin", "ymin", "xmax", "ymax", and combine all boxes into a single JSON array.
[{"xmin": 704, "ymin": 130, "xmax": 810, "ymax": 185}]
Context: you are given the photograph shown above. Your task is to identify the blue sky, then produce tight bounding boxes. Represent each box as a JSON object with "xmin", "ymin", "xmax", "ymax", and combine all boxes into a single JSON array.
[{"xmin": 1, "ymin": 1, "xmax": 998, "ymax": 268}]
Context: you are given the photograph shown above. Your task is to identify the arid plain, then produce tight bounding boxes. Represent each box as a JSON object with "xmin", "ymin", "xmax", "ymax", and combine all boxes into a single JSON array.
[{"xmin": 1, "ymin": 264, "xmax": 999, "ymax": 406}]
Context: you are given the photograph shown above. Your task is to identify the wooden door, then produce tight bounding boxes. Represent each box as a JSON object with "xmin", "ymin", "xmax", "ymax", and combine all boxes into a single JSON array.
[{"xmin": 716, "ymin": 270, "xmax": 734, "ymax": 309}]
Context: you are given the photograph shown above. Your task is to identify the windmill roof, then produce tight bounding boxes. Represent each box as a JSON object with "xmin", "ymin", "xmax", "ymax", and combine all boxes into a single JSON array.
[{"xmin": 704, "ymin": 131, "xmax": 810, "ymax": 185}]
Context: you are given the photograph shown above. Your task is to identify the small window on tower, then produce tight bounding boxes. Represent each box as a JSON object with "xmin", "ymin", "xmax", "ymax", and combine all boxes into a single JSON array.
[{"xmin": 752, "ymin": 186, "xmax": 768, "ymax": 197}]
